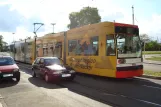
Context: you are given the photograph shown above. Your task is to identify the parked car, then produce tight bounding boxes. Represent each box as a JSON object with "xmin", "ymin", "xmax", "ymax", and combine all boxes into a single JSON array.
[
  {"xmin": 0, "ymin": 56, "xmax": 20, "ymax": 82},
  {"xmin": 31, "ymin": 57, "xmax": 76, "ymax": 82}
]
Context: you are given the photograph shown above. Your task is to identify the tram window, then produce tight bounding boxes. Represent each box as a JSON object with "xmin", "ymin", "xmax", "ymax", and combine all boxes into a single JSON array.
[
  {"xmin": 76, "ymin": 36, "xmax": 98, "ymax": 56},
  {"xmin": 68, "ymin": 37, "xmax": 99, "ymax": 56},
  {"xmin": 106, "ymin": 35, "xmax": 115, "ymax": 56},
  {"xmin": 68, "ymin": 40, "xmax": 77, "ymax": 55},
  {"xmin": 91, "ymin": 36, "xmax": 99, "ymax": 56}
]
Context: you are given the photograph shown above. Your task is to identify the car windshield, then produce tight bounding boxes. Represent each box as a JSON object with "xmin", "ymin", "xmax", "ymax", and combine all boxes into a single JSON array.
[
  {"xmin": 117, "ymin": 34, "xmax": 142, "ymax": 58},
  {"xmin": 44, "ymin": 58, "xmax": 63, "ymax": 66},
  {"xmin": 0, "ymin": 57, "xmax": 15, "ymax": 66}
]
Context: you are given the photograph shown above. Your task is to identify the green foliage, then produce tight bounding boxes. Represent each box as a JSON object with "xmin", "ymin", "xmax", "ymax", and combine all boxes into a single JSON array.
[
  {"xmin": 143, "ymin": 51, "xmax": 161, "ymax": 54},
  {"xmin": 0, "ymin": 35, "xmax": 9, "ymax": 52},
  {"xmin": 145, "ymin": 40, "xmax": 161, "ymax": 51},
  {"xmin": 68, "ymin": 6, "xmax": 101, "ymax": 29},
  {"xmin": 144, "ymin": 70, "xmax": 161, "ymax": 77},
  {"xmin": 139, "ymin": 34, "xmax": 161, "ymax": 51}
]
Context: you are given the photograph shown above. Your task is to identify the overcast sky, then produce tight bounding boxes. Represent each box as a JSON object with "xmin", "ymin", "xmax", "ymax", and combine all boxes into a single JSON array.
[{"xmin": 0, "ymin": 0, "xmax": 161, "ymax": 44}]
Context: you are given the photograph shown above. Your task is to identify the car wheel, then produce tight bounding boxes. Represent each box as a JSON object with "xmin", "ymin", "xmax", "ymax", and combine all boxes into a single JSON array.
[
  {"xmin": 68, "ymin": 76, "xmax": 75, "ymax": 81},
  {"xmin": 45, "ymin": 74, "xmax": 50, "ymax": 83},
  {"xmin": 16, "ymin": 75, "xmax": 20, "ymax": 82},
  {"xmin": 32, "ymin": 70, "xmax": 36, "ymax": 77}
]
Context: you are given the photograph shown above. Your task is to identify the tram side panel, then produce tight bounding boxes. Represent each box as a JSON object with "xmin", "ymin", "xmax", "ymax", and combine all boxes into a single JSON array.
[
  {"xmin": 25, "ymin": 40, "xmax": 34, "ymax": 64},
  {"xmin": 66, "ymin": 22, "xmax": 117, "ymax": 78},
  {"xmin": 15, "ymin": 41, "xmax": 24, "ymax": 62}
]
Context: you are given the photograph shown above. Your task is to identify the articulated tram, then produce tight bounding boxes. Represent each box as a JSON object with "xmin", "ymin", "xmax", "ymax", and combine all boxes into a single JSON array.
[{"xmin": 9, "ymin": 21, "xmax": 143, "ymax": 78}]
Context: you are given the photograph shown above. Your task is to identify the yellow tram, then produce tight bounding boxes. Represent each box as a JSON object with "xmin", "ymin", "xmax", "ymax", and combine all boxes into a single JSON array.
[{"xmin": 10, "ymin": 21, "xmax": 143, "ymax": 78}]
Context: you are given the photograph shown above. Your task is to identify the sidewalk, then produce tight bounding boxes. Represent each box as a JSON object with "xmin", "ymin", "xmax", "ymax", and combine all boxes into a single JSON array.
[
  {"xmin": 143, "ymin": 59, "xmax": 161, "ymax": 65},
  {"xmin": 0, "ymin": 94, "xmax": 7, "ymax": 107},
  {"xmin": 143, "ymin": 55, "xmax": 161, "ymax": 65}
]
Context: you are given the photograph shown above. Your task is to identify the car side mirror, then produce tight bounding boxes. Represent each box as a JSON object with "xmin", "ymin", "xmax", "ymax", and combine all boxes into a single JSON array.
[{"xmin": 58, "ymin": 58, "xmax": 64, "ymax": 63}]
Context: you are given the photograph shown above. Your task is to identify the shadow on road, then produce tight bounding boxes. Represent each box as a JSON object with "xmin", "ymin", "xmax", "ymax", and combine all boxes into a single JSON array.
[
  {"xmin": 28, "ymin": 77, "xmax": 63, "ymax": 89},
  {"xmin": 0, "ymin": 79, "xmax": 18, "ymax": 88},
  {"xmin": 58, "ymin": 74, "xmax": 161, "ymax": 107},
  {"xmin": 19, "ymin": 63, "xmax": 161, "ymax": 107},
  {"xmin": 20, "ymin": 68, "xmax": 32, "ymax": 75}
]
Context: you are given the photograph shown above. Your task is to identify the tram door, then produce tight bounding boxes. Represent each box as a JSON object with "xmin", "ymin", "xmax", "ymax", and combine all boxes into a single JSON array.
[{"xmin": 53, "ymin": 42, "xmax": 62, "ymax": 58}]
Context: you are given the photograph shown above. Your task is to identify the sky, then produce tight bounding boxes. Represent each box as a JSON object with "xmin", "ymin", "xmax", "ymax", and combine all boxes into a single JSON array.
[{"xmin": 0, "ymin": 0, "xmax": 161, "ymax": 44}]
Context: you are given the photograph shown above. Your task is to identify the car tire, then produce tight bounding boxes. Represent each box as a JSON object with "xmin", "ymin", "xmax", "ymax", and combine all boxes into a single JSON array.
[
  {"xmin": 32, "ymin": 70, "xmax": 36, "ymax": 78},
  {"xmin": 45, "ymin": 73, "xmax": 50, "ymax": 83},
  {"xmin": 16, "ymin": 75, "xmax": 20, "ymax": 82},
  {"xmin": 68, "ymin": 76, "xmax": 75, "ymax": 81}
]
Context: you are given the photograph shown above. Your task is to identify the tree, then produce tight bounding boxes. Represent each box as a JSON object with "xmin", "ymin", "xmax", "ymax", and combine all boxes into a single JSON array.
[
  {"xmin": 0, "ymin": 35, "xmax": 3, "ymax": 52},
  {"xmin": 139, "ymin": 34, "xmax": 150, "ymax": 43},
  {"xmin": 68, "ymin": 6, "xmax": 101, "ymax": 29},
  {"xmin": 145, "ymin": 40, "xmax": 161, "ymax": 51}
]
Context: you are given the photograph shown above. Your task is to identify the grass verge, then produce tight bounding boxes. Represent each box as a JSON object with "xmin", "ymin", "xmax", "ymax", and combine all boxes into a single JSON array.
[
  {"xmin": 144, "ymin": 70, "xmax": 161, "ymax": 77},
  {"xmin": 143, "ymin": 51, "xmax": 161, "ymax": 55}
]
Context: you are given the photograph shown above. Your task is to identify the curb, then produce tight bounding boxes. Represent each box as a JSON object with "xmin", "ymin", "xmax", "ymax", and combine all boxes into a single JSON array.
[
  {"xmin": 141, "ymin": 75, "xmax": 161, "ymax": 80},
  {"xmin": 143, "ymin": 62, "xmax": 161, "ymax": 65}
]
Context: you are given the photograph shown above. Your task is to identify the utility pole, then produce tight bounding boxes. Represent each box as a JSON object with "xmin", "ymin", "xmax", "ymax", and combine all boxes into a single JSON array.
[
  {"xmin": 132, "ymin": 5, "xmax": 134, "ymax": 25},
  {"xmin": 12, "ymin": 33, "xmax": 15, "ymax": 60},
  {"xmin": 33, "ymin": 23, "xmax": 44, "ymax": 60},
  {"xmin": 51, "ymin": 23, "xmax": 56, "ymax": 33},
  {"xmin": 12, "ymin": 33, "xmax": 15, "ymax": 43}
]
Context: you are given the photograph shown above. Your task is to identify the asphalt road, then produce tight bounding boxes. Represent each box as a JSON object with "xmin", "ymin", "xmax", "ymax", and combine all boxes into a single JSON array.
[{"xmin": 0, "ymin": 63, "xmax": 161, "ymax": 107}]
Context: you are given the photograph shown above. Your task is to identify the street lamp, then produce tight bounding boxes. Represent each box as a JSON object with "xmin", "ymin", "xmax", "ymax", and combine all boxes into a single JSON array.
[
  {"xmin": 51, "ymin": 23, "xmax": 56, "ymax": 33},
  {"xmin": 33, "ymin": 23, "xmax": 44, "ymax": 60},
  {"xmin": 132, "ymin": 5, "xmax": 134, "ymax": 25}
]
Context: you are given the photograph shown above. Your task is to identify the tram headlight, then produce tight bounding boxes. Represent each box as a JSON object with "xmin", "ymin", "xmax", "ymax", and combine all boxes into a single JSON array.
[{"xmin": 118, "ymin": 59, "xmax": 126, "ymax": 64}]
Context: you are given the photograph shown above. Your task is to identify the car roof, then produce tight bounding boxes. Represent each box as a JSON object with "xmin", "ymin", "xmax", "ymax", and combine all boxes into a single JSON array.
[
  {"xmin": 0, "ymin": 56, "xmax": 13, "ymax": 58},
  {"xmin": 0, "ymin": 52, "xmax": 11, "ymax": 57},
  {"xmin": 37, "ymin": 57, "xmax": 59, "ymax": 59}
]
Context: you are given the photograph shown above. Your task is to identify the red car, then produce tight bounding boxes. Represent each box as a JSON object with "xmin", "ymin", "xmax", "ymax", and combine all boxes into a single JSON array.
[
  {"xmin": 31, "ymin": 57, "xmax": 76, "ymax": 82},
  {"xmin": 0, "ymin": 56, "xmax": 20, "ymax": 82}
]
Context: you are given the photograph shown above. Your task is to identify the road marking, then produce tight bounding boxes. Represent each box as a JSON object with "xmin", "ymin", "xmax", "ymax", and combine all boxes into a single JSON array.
[
  {"xmin": 143, "ymin": 85, "xmax": 161, "ymax": 90},
  {"xmin": 137, "ymin": 99, "xmax": 161, "ymax": 107},
  {"xmin": 0, "ymin": 95, "xmax": 3, "ymax": 99},
  {"xmin": 105, "ymin": 93, "xmax": 161, "ymax": 107}
]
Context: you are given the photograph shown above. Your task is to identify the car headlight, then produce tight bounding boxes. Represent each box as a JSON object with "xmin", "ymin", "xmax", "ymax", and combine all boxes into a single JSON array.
[
  {"xmin": 13, "ymin": 69, "xmax": 19, "ymax": 72},
  {"xmin": 53, "ymin": 70, "xmax": 62, "ymax": 74},
  {"xmin": 70, "ymin": 70, "xmax": 75, "ymax": 73}
]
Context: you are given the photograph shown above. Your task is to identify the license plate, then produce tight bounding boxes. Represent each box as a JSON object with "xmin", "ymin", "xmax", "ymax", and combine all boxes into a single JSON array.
[
  {"xmin": 132, "ymin": 63, "xmax": 136, "ymax": 66},
  {"xmin": 3, "ymin": 74, "xmax": 13, "ymax": 77},
  {"xmin": 62, "ymin": 74, "xmax": 71, "ymax": 77}
]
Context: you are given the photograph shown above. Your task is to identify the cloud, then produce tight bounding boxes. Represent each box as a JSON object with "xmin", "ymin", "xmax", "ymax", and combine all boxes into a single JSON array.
[
  {"xmin": 1, "ymin": 0, "xmax": 161, "ymax": 44},
  {"xmin": 0, "ymin": 4, "xmax": 25, "ymax": 32}
]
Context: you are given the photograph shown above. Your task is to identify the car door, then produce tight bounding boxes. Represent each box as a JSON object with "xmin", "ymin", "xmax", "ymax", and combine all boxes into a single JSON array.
[
  {"xmin": 32, "ymin": 58, "xmax": 40, "ymax": 75},
  {"xmin": 39, "ymin": 58, "xmax": 45, "ymax": 77}
]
